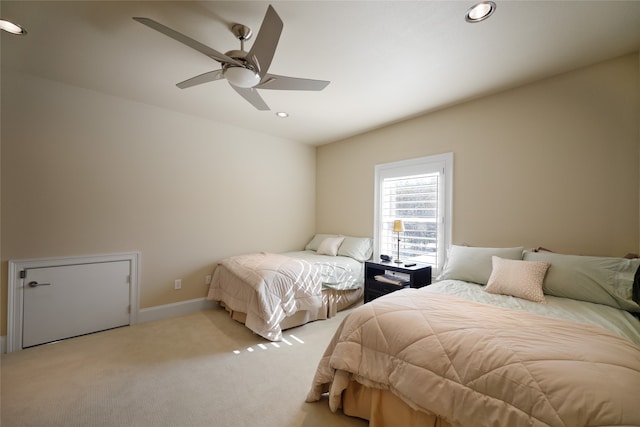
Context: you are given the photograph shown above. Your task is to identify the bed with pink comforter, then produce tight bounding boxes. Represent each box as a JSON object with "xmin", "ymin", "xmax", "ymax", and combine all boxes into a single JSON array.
[{"xmin": 307, "ymin": 247, "xmax": 640, "ymax": 426}]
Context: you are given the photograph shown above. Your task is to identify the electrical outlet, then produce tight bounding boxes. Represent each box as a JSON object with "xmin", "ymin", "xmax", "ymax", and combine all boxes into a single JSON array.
[
  {"xmin": 205, "ymin": 275, "xmax": 212, "ymax": 285},
  {"xmin": 174, "ymin": 279, "xmax": 182, "ymax": 290}
]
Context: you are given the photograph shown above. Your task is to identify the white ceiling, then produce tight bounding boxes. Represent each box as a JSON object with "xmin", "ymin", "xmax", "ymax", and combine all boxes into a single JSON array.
[{"xmin": 2, "ymin": 1, "xmax": 640, "ymax": 145}]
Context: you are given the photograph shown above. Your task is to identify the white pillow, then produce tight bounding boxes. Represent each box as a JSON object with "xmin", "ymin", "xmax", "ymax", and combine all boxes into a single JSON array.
[
  {"xmin": 316, "ymin": 236, "xmax": 345, "ymax": 256},
  {"xmin": 485, "ymin": 256, "xmax": 550, "ymax": 303},
  {"xmin": 337, "ymin": 237, "xmax": 373, "ymax": 261},
  {"xmin": 305, "ymin": 234, "xmax": 339, "ymax": 251},
  {"xmin": 438, "ymin": 245, "xmax": 525, "ymax": 285}
]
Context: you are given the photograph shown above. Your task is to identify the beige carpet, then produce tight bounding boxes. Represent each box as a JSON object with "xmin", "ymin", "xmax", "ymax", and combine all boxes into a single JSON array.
[{"xmin": 1, "ymin": 304, "xmax": 367, "ymax": 427}]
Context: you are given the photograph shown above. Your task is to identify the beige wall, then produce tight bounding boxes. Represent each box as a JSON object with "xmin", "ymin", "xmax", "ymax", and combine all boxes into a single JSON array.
[
  {"xmin": 2, "ymin": 53, "xmax": 639, "ymax": 338},
  {"xmin": 1, "ymin": 72, "xmax": 316, "ymax": 335},
  {"xmin": 317, "ymin": 53, "xmax": 640, "ymax": 258}
]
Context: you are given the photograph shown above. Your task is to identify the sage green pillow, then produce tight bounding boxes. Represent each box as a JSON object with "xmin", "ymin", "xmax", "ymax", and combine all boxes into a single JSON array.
[
  {"xmin": 438, "ymin": 245, "xmax": 525, "ymax": 285},
  {"xmin": 523, "ymin": 251, "xmax": 640, "ymax": 313}
]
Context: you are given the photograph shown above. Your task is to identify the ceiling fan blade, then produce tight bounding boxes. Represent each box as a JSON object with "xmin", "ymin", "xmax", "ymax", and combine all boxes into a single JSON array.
[
  {"xmin": 176, "ymin": 70, "xmax": 224, "ymax": 89},
  {"xmin": 133, "ymin": 17, "xmax": 243, "ymax": 67},
  {"xmin": 230, "ymin": 85, "xmax": 270, "ymax": 111},
  {"xmin": 257, "ymin": 74, "xmax": 330, "ymax": 91},
  {"xmin": 246, "ymin": 5, "xmax": 283, "ymax": 77}
]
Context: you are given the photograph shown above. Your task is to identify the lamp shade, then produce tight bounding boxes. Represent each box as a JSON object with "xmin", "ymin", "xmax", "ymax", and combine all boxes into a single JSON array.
[{"xmin": 393, "ymin": 220, "xmax": 404, "ymax": 233}]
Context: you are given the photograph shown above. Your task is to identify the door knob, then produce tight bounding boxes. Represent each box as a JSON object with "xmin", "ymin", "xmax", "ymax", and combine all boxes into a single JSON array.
[{"xmin": 28, "ymin": 281, "xmax": 51, "ymax": 288}]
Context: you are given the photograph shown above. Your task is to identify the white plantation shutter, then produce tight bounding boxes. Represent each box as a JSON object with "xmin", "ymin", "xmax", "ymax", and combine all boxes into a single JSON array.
[
  {"xmin": 381, "ymin": 172, "xmax": 440, "ymax": 265},
  {"xmin": 374, "ymin": 153, "xmax": 452, "ymax": 274}
]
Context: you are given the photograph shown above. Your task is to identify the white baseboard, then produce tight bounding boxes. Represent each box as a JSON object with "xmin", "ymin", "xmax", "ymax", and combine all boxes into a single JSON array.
[
  {"xmin": 0, "ymin": 299, "xmax": 215, "ymax": 354},
  {"xmin": 138, "ymin": 297, "xmax": 217, "ymax": 324}
]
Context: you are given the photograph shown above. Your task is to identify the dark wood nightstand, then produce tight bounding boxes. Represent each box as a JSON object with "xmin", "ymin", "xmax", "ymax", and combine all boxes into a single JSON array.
[{"xmin": 364, "ymin": 261, "xmax": 432, "ymax": 303}]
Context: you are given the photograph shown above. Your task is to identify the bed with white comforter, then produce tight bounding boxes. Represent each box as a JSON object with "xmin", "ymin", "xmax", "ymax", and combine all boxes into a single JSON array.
[{"xmin": 207, "ymin": 235, "xmax": 372, "ymax": 341}]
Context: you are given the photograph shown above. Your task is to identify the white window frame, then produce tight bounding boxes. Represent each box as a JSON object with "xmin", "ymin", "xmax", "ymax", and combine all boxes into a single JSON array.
[{"xmin": 373, "ymin": 152, "xmax": 453, "ymax": 275}]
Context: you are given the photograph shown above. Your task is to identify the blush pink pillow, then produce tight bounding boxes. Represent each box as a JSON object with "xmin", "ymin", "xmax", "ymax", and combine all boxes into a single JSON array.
[{"xmin": 485, "ymin": 256, "xmax": 550, "ymax": 303}]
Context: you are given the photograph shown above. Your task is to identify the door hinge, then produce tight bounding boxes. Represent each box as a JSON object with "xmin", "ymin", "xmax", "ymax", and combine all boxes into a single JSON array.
[{"xmin": 20, "ymin": 270, "xmax": 26, "ymax": 279}]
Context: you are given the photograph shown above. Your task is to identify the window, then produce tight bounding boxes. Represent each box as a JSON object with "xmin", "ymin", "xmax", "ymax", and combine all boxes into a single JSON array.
[{"xmin": 374, "ymin": 153, "xmax": 452, "ymax": 274}]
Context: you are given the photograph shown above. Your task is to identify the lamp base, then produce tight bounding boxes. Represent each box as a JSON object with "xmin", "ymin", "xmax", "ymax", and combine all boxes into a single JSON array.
[{"xmin": 394, "ymin": 259, "xmax": 402, "ymax": 264}]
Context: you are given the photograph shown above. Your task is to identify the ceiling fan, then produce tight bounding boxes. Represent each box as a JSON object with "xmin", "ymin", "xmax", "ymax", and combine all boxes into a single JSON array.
[{"xmin": 133, "ymin": 5, "xmax": 330, "ymax": 111}]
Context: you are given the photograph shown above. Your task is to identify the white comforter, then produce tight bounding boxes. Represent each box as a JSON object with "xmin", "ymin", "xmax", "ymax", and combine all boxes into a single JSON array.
[{"xmin": 208, "ymin": 251, "xmax": 363, "ymax": 340}]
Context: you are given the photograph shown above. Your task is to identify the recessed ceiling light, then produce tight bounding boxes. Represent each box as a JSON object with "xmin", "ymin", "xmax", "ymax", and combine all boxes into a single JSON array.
[
  {"xmin": 465, "ymin": 1, "xmax": 496, "ymax": 23},
  {"xmin": 0, "ymin": 19, "xmax": 27, "ymax": 35},
  {"xmin": 275, "ymin": 112, "xmax": 289, "ymax": 118}
]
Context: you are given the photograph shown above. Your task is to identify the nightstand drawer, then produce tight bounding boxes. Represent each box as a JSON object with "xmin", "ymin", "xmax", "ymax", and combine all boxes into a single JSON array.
[
  {"xmin": 364, "ymin": 279, "xmax": 409, "ymax": 303},
  {"xmin": 364, "ymin": 261, "xmax": 432, "ymax": 303}
]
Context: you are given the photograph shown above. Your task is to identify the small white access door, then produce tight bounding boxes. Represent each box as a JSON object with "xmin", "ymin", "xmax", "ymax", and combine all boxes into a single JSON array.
[
  {"xmin": 8, "ymin": 253, "xmax": 139, "ymax": 352},
  {"xmin": 22, "ymin": 260, "xmax": 132, "ymax": 348}
]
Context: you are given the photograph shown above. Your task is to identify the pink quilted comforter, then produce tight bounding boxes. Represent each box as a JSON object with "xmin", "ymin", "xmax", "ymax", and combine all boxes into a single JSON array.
[{"xmin": 307, "ymin": 289, "xmax": 640, "ymax": 426}]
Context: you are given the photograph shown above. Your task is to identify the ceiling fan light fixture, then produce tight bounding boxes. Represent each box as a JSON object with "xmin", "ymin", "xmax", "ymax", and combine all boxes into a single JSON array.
[
  {"xmin": 0, "ymin": 19, "xmax": 27, "ymax": 35},
  {"xmin": 465, "ymin": 1, "xmax": 496, "ymax": 23},
  {"xmin": 224, "ymin": 66, "xmax": 261, "ymax": 88}
]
